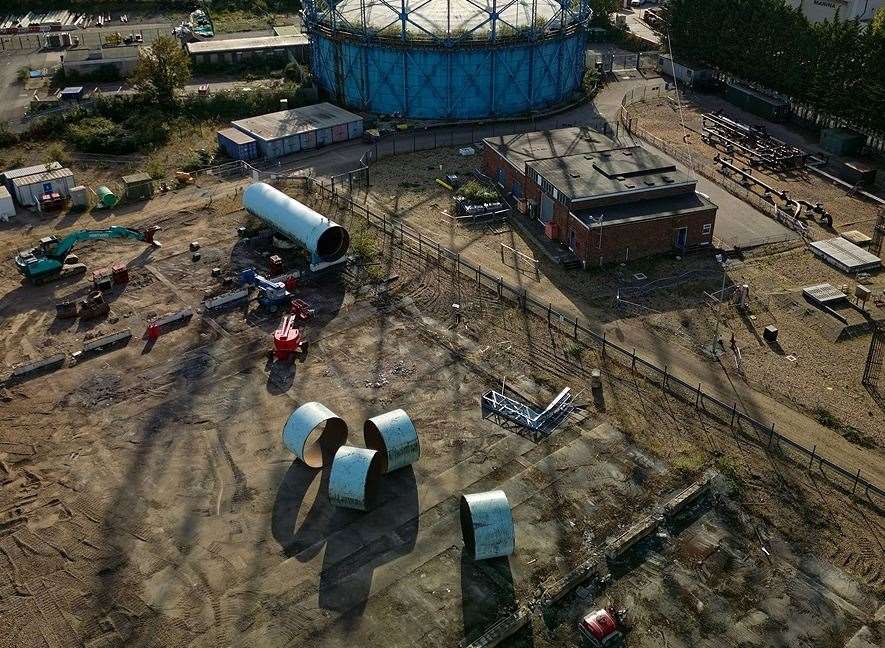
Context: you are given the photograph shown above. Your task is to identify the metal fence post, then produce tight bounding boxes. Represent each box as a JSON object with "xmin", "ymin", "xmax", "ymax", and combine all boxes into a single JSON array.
[
  {"xmin": 547, "ymin": 303, "xmax": 551, "ymax": 323},
  {"xmin": 695, "ymin": 383, "xmax": 702, "ymax": 408},
  {"xmin": 662, "ymin": 366, "xmax": 668, "ymax": 390},
  {"xmin": 808, "ymin": 444, "xmax": 816, "ymax": 468},
  {"xmin": 730, "ymin": 403, "xmax": 737, "ymax": 429},
  {"xmin": 631, "ymin": 348, "xmax": 636, "ymax": 371},
  {"xmin": 767, "ymin": 424, "xmax": 775, "ymax": 448}
]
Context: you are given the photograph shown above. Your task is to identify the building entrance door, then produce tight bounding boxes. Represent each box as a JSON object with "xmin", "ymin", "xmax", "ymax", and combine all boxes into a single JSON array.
[{"xmin": 674, "ymin": 226, "xmax": 688, "ymax": 250}]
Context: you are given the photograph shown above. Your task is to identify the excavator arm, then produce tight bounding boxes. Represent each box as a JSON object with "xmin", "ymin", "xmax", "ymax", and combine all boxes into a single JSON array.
[
  {"xmin": 15, "ymin": 226, "xmax": 160, "ymax": 283},
  {"xmin": 46, "ymin": 226, "xmax": 160, "ymax": 261}
]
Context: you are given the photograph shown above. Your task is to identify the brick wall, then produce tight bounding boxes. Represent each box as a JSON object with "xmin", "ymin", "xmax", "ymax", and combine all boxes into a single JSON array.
[
  {"xmin": 561, "ymin": 207, "xmax": 717, "ymax": 266},
  {"xmin": 482, "ymin": 143, "xmax": 527, "ymax": 197}
]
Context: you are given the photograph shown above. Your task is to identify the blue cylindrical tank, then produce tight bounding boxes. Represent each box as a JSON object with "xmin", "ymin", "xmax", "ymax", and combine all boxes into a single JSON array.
[
  {"xmin": 364, "ymin": 409, "xmax": 420, "ymax": 474},
  {"xmin": 460, "ymin": 490, "xmax": 515, "ymax": 560},
  {"xmin": 243, "ymin": 182, "xmax": 350, "ymax": 263},
  {"xmin": 329, "ymin": 446, "xmax": 382, "ymax": 510}
]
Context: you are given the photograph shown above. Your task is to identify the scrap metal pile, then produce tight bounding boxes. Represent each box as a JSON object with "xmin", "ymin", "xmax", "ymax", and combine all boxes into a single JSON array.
[{"xmin": 702, "ymin": 111, "xmax": 817, "ymax": 171}]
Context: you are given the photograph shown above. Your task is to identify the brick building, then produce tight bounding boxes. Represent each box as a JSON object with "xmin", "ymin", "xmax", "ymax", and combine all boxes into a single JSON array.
[{"xmin": 483, "ymin": 126, "xmax": 717, "ymax": 266}]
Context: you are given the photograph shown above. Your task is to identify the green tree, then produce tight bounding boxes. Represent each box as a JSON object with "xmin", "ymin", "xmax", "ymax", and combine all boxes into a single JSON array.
[
  {"xmin": 131, "ymin": 35, "xmax": 192, "ymax": 103},
  {"xmin": 870, "ymin": 6, "xmax": 885, "ymax": 36},
  {"xmin": 590, "ymin": 0, "xmax": 619, "ymax": 26}
]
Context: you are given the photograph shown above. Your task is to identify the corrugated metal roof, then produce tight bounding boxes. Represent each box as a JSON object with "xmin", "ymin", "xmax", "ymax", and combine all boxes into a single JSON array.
[
  {"xmin": 186, "ymin": 35, "xmax": 307, "ymax": 55},
  {"xmin": 0, "ymin": 186, "xmax": 11, "ymax": 198},
  {"xmin": 232, "ymin": 102, "xmax": 362, "ymax": 142},
  {"xmin": 218, "ymin": 127, "xmax": 257, "ymax": 145},
  {"xmin": 11, "ymin": 167, "xmax": 74, "ymax": 188},
  {"xmin": 2, "ymin": 161, "xmax": 62, "ymax": 181},
  {"xmin": 809, "ymin": 237, "xmax": 881, "ymax": 272},
  {"xmin": 122, "ymin": 172, "xmax": 152, "ymax": 184}
]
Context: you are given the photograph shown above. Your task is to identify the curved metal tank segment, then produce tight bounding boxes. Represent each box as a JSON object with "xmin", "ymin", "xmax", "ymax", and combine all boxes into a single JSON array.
[
  {"xmin": 282, "ymin": 402, "xmax": 348, "ymax": 468},
  {"xmin": 243, "ymin": 182, "xmax": 350, "ymax": 262},
  {"xmin": 364, "ymin": 409, "xmax": 420, "ymax": 473},
  {"xmin": 328, "ymin": 446, "xmax": 382, "ymax": 510},
  {"xmin": 460, "ymin": 490, "xmax": 515, "ymax": 560}
]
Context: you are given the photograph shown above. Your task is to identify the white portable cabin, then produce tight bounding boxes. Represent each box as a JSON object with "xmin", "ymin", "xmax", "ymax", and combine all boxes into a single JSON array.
[
  {"xmin": 11, "ymin": 167, "xmax": 75, "ymax": 207},
  {"xmin": 0, "ymin": 187, "xmax": 15, "ymax": 221}
]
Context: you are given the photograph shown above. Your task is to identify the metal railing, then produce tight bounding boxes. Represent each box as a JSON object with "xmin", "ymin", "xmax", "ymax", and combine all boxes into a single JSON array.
[{"xmin": 301, "ymin": 175, "xmax": 884, "ymax": 508}]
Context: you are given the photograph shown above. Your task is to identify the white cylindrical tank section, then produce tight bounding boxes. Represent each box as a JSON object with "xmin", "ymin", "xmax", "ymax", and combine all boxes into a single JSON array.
[
  {"xmin": 460, "ymin": 490, "xmax": 515, "ymax": 560},
  {"xmin": 328, "ymin": 446, "xmax": 382, "ymax": 511},
  {"xmin": 282, "ymin": 402, "xmax": 348, "ymax": 468},
  {"xmin": 364, "ymin": 409, "xmax": 420, "ymax": 473},
  {"xmin": 242, "ymin": 182, "xmax": 350, "ymax": 263}
]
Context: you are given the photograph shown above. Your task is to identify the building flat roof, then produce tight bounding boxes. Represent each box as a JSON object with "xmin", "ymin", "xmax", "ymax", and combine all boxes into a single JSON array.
[
  {"xmin": 11, "ymin": 167, "xmax": 74, "ymax": 188},
  {"xmin": 571, "ymin": 192, "xmax": 715, "ymax": 228},
  {"xmin": 232, "ymin": 102, "xmax": 362, "ymax": 141},
  {"xmin": 529, "ymin": 146, "xmax": 693, "ymax": 203},
  {"xmin": 186, "ymin": 35, "xmax": 308, "ymax": 55},
  {"xmin": 484, "ymin": 127, "xmax": 621, "ymax": 170},
  {"xmin": 809, "ymin": 237, "xmax": 881, "ymax": 273},
  {"xmin": 218, "ymin": 127, "xmax": 257, "ymax": 145},
  {"xmin": 2, "ymin": 161, "xmax": 62, "ymax": 181}
]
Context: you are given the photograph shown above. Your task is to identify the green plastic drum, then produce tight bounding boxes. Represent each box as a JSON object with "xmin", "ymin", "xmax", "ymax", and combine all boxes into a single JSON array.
[{"xmin": 96, "ymin": 186, "xmax": 119, "ymax": 208}]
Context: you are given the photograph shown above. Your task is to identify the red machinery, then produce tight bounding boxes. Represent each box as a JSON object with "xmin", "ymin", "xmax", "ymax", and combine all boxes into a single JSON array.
[
  {"xmin": 289, "ymin": 298, "xmax": 313, "ymax": 321},
  {"xmin": 578, "ymin": 608, "xmax": 626, "ymax": 647},
  {"xmin": 273, "ymin": 315, "xmax": 305, "ymax": 360}
]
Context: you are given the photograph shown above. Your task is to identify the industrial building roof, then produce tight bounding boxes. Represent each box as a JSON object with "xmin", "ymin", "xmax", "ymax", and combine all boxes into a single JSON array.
[
  {"xmin": 1, "ymin": 161, "xmax": 62, "ymax": 182},
  {"xmin": 186, "ymin": 35, "xmax": 308, "ymax": 55},
  {"xmin": 10, "ymin": 167, "xmax": 74, "ymax": 188},
  {"xmin": 483, "ymin": 127, "xmax": 621, "ymax": 170},
  {"xmin": 232, "ymin": 102, "xmax": 362, "ymax": 142},
  {"xmin": 571, "ymin": 192, "xmax": 715, "ymax": 228},
  {"xmin": 809, "ymin": 237, "xmax": 881, "ymax": 273},
  {"xmin": 529, "ymin": 147, "xmax": 693, "ymax": 204},
  {"xmin": 218, "ymin": 127, "xmax": 257, "ymax": 145}
]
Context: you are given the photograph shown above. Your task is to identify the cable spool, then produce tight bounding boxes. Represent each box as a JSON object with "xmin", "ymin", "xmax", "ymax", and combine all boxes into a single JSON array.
[
  {"xmin": 364, "ymin": 409, "xmax": 420, "ymax": 473},
  {"xmin": 460, "ymin": 490, "xmax": 515, "ymax": 560},
  {"xmin": 282, "ymin": 402, "xmax": 348, "ymax": 468},
  {"xmin": 328, "ymin": 446, "xmax": 382, "ymax": 511}
]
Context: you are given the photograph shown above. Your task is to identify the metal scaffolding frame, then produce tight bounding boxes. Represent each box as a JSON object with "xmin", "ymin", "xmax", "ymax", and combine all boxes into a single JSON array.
[{"xmin": 481, "ymin": 383, "xmax": 578, "ymax": 438}]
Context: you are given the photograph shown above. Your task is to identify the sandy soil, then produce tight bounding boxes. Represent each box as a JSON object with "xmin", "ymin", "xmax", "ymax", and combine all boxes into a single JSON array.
[
  {"xmin": 0, "ymin": 181, "xmax": 881, "ymax": 648},
  {"xmin": 619, "ymin": 94, "xmax": 885, "ymax": 452}
]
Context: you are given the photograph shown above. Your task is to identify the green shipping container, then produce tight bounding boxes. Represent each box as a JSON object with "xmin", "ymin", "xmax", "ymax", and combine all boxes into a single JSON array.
[
  {"xmin": 725, "ymin": 82, "xmax": 790, "ymax": 122},
  {"xmin": 820, "ymin": 128, "xmax": 865, "ymax": 156},
  {"xmin": 121, "ymin": 172, "xmax": 154, "ymax": 203}
]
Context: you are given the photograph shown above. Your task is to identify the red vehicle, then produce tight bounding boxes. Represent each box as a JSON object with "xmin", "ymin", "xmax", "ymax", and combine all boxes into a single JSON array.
[
  {"xmin": 578, "ymin": 608, "xmax": 626, "ymax": 647},
  {"xmin": 272, "ymin": 315, "xmax": 306, "ymax": 360}
]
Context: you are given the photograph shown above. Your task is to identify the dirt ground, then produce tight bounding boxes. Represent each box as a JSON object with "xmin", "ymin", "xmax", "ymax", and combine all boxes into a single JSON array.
[
  {"xmin": 0, "ymin": 181, "xmax": 882, "ymax": 647},
  {"xmin": 619, "ymin": 94, "xmax": 885, "ymax": 450}
]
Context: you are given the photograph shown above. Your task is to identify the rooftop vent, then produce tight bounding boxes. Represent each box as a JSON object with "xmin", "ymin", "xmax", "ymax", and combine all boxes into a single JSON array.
[
  {"xmin": 622, "ymin": 150, "xmax": 633, "ymax": 156},
  {"xmin": 616, "ymin": 175, "xmax": 627, "ymax": 181},
  {"xmin": 662, "ymin": 175, "xmax": 675, "ymax": 184},
  {"xmin": 570, "ymin": 172, "xmax": 581, "ymax": 178},
  {"xmin": 584, "ymin": 154, "xmax": 594, "ymax": 160},
  {"xmin": 645, "ymin": 179, "xmax": 656, "ymax": 186},
  {"xmin": 625, "ymin": 182, "xmax": 636, "ymax": 189},
  {"xmin": 600, "ymin": 152, "xmax": 611, "ymax": 158}
]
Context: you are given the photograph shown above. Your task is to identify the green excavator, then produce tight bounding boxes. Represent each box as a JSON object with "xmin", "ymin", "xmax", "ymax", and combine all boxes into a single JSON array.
[{"xmin": 14, "ymin": 226, "xmax": 161, "ymax": 284}]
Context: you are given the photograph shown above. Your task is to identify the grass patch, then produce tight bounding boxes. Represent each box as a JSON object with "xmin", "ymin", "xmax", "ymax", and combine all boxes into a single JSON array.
[
  {"xmin": 672, "ymin": 450, "xmax": 708, "ymax": 477},
  {"xmin": 812, "ymin": 406, "xmax": 876, "ymax": 449}
]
